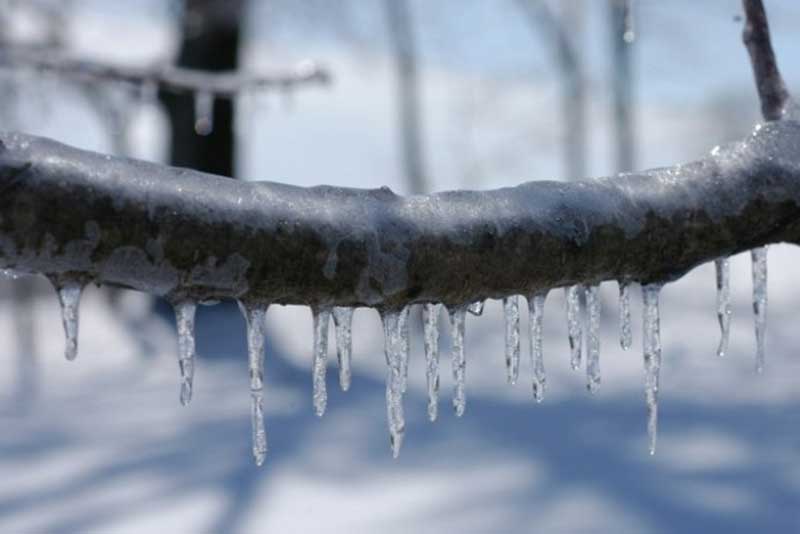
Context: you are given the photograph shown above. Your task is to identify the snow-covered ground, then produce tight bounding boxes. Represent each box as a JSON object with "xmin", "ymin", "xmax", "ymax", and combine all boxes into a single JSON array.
[{"xmin": 0, "ymin": 1, "xmax": 799, "ymax": 533}]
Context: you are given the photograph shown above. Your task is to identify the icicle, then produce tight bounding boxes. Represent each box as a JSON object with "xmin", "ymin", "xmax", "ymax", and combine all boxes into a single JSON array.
[
  {"xmin": 528, "ymin": 292, "xmax": 547, "ymax": 402},
  {"xmin": 194, "ymin": 90, "xmax": 214, "ymax": 135},
  {"xmin": 586, "ymin": 285, "xmax": 601, "ymax": 393},
  {"xmin": 503, "ymin": 296, "xmax": 521, "ymax": 384},
  {"xmin": 467, "ymin": 300, "xmax": 484, "ymax": 316},
  {"xmin": 423, "ymin": 303, "xmax": 442, "ymax": 422},
  {"xmin": 715, "ymin": 257, "xmax": 731, "ymax": 358},
  {"xmin": 399, "ymin": 305, "xmax": 411, "ymax": 394},
  {"xmin": 751, "ymin": 247, "xmax": 768, "ymax": 373},
  {"xmin": 239, "ymin": 302, "xmax": 269, "ymax": 466},
  {"xmin": 332, "ymin": 307, "xmax": 354, "ymax": 392},
  {"xmin": 619, "ymin": 282, "xmax": 632, "ymax": 351},
  {"xmin": 55, "ymin": 281, "xmax": 83, "ymax": 361},
  {"xmin": 622, "ymin": 0, "xmax": 636, "ymax": 43},
  {"xmin": 381, "ymin": 309, "xmax": 409, "ymax": 458},
  {"xmin": 642, "ymin": 284, "xmax": 662, "ymax": 455},
  {"xmin": 449, "ymin": 306, "xmax": 467, "ymax": 417},
  {"xmin": 312, "ymin": 307, "xmax": 331, "ymax": 417},
  {"xmin": 174, "ymin": 300, "xmax": 197, "ymax": 406},
  {"xmin": 565, "ymin": 285, "xmax": 583, "ymax": 370}
]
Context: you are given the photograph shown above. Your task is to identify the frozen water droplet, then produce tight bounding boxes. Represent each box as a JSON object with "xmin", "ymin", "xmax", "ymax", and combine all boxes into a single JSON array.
[
  {"xmin": 1, "ymin": 268, "xmax": 21, "ymax": 280},
  {"xmin": 751, "ymin": 247, "xmax": 767, "ymax": 373},
  {"xmin": 312, "ymin": 307, "xmax": 331, "ymax": 417},
  {"xmin": 54, "ymin": 280, "xmax": 83, "ymax": 361},
  {"xmin": 622, "ymin": 0, "xmax": 636, "ymax": 43},
  {"xmin": 174, "ymin": 300, "xmax": 197, "ymax": 405},
  {"xmin": 381, "ymin": 308, "xmax": 409, "ymax": 457},
  {"xmin": 715, "ymin": 257, "xmax": 731, "ymax": 358},
  {"xmin": 619, "ymin": 282, "xmax": 632, "ymax": 351},
  {"xmin": 642, "ymin": 284, "xmax": 662, "ymax": 455},
  {"xmin": 565, "ymin": 285, "xmax": 583, "ymax": 370},
  {"xmin": 449, "ymin": 306, "xmax": 467, "ymax": 416},
  {"xmin": 423, "ymin": 303, "xmax": 442, "ymax": 422},
  {"xmin": 239, "ymin": 302, "xmax": 269, "ymax": 466},
  {"xmin": 503, "ymin": 296, "xmax": 521, "ymax": 384},
  {"xmin": 528, "ymin": 292, "xmax": 547, "ymax": 402},
  {"xmin": 467, "ymin": 300, "xmax": 484, "ymax": 316},
  {"xmin": 194, "ymin": 90, "xmax": 214, "ymax": 135},
  {"xmin": 586, "ymin": 285, "xmax": 601, "ymax": 393},
  {"xmin": 332, "ymin": 307, "xmax": 354, "ymax": 392}
]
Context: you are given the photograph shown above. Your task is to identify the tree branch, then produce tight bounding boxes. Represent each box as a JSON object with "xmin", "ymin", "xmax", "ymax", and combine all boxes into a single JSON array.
[
  {"xmin": 0, "ymin": 47, "xmax": 331, "ymax": 98},
  {"xmin": 2, "ymin": 121, "xmax": 800, "ymax": 310},
  {"xmin": 742, "ymin": 0, "xmax": 791, "ymax": 120}
]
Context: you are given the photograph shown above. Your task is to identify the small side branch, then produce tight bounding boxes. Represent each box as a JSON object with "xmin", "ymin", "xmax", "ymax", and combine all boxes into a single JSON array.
[
  {"xmin": 742, "ymin": 0, "xmax": 791, "ymax": 120},
  {"xmin": 0, "ymin": 47, "xmax": 331, "ymax": 98}
]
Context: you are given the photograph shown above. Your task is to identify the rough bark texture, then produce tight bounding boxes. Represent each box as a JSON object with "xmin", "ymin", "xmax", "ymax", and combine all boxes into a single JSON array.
[{"xmin": 1, "ymin": 121, "xmax": 799, "ymax": 310}]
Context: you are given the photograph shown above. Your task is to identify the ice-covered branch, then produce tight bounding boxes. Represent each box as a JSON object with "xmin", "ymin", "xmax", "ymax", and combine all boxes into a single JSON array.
[
  {"xmin": 1, "ymin": 121, "xmax": 800, "ymax": 311},
  {"xmin": 0, "ymin": 47, "xmax": 331, "ymax": 97}
]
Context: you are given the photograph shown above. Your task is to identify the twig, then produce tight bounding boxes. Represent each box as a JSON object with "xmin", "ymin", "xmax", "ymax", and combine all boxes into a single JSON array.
[
  {"xmin": 0, "ymin": 47, "xmax": 331, "ymax": 98},
  {"xmin": 742, "ymin": 0, "xmax": 791, "ymax": 120}
]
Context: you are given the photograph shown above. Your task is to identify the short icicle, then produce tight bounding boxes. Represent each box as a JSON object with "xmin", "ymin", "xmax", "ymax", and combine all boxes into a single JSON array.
[
  {"xmin": 528, "ymin": 292, "xmax": 548, "ymax": 402},
  {"xmin": 751, "ymin": 247, "xmax": 768, "ymax": 373},
  {"xmin": 239, "ymin": 302, "xmax": 269, "ymax": 466},
  {"xmin": 312, "ymin": 307, "xmax": 331, "ymax": 417},
  {"xmin": 619, "ymin": 282, "xmax": 632, "ymax": 351},
  {"xmin": 332, "ymin": 307, "xmax": 354, "ymax": 392},
  {"xmin": 422, "ymin": 303, "xmax": 442, "ymax": 422},
  {"xmin": 503, "ymin": 296, "xmax": 521, "ymax": 384},
  {"xmin": 467, "ymin": 300, "xmax": 485, "ymax": 316},
  {"xmin": 173, "ymin": 300, "xmax": 197, "ymax": 406},
  {"xmin": 449, "ymin": 306, "xmax": 468, "ymax": 417},
  {"xmin": 381, "ymin": 309, "xmax": 409, "ymax": 458},
  {"xmin": 194, "ymin": 90, "xmax": 214, "ymax": 135},
  {"xmin": 565, "ymin": 285, "xmax": 583, "ymax": 370},
  {"xmin": 54, "ymin": 280, "xmax": 84, "ymax": 361},
  {"xmin": 586, "ymin": 285, "xmax": 602, "ymax": 393},
  {"xmin": 641, "ymin": 284, "xmax": 662, "ymax": 455},
  {"xmin": 715, "ymin": 257, "xmax": 731, "ymax": 358}
]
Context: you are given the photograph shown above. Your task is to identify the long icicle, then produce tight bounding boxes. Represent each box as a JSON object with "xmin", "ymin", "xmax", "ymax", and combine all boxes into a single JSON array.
[
  {"xmin": 751, "ymin": 247, "xmax": 768, "ymax": 373},
  {"xmin": 503, "ymin": 296, "xmax": 521, "ymax": 384},
  {"xmin": 173, "ymin": 300, "xmax": 197, "ymax": 406},
  {"xmin": 54, "ymin": 280, "xmax": 84, "ymax": 361},
  {"xmin": 312, "ymin": 307, "xmax": 331, "ymax": 417},
  {"xmin": 619, "ymin": 282, "xmax": 632, "ymax": 351},
  {"xmin": 528, "ymin": 292, "xmax": 548, "ymax": 402},
  {"xmin": 239, "ymin": 302, "xmax": 269, "ymax": 466},
  {"xmin": 715, "ymin": 257, "xmax": 731, "ymax": 357},
  {"xmin": 399, "ymin": 305, "xmax": 411, "ymax": 394},
  {"xmin": 332, "ymin": 307, "xmax": 354, "ymax": 392},
  {"xmin": 382, "ymin": 309, "xmax": 408, "ymax": 458},
  {"xmin": 450, "ymin": 306, "xmax": 468, "ymax": 417},
  {"xmin": 565, "ymin": 285, "xmax": 583, "ymax": 370},
  {"xmin": 422, "ymin": 303, "xmax": 442, "ymax": 422},
  {"xmin": 586, "ymin": 284, "xmax": 602, "ymax": 393},
  {"xmin": 642, "ymin": 284, "xmax": 662, "ymax": 455}
]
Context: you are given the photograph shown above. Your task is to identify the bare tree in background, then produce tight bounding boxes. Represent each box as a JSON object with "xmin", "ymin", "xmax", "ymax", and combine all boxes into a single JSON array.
[{"xmin": 385, "ymin": 0, "xmax": 428, "ymax": 194}]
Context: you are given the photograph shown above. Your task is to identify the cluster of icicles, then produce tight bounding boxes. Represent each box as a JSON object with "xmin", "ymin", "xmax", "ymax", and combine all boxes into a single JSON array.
[{"xmin": 0, "ymin": 246, "xmax": 769, "ymax": 465}]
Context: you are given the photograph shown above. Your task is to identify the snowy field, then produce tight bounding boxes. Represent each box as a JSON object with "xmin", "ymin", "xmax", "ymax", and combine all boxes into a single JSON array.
[{"xmin": 1, "ymin": 1, "xmax": 799, "ymax": 533}]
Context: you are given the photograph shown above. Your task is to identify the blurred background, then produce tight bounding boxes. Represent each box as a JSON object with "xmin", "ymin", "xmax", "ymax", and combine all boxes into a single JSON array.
[{"xmin": 0, "ymin": 0, "xmax": 798, "ymax": 532}]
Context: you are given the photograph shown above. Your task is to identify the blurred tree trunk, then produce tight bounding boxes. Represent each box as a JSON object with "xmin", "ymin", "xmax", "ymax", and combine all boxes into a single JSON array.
[
  {"xmin": 610, "ymin": 0, "xmax": 635, "ymax": 173},
  {"xmin": 161, "ymin": 0, "xmax": 243, "ymax": 177},
  {"xmin": 385, "ymin": 0, "xmax": 428, "ymax": 194}
]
